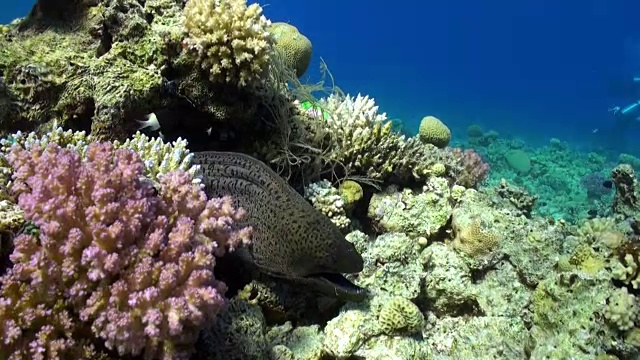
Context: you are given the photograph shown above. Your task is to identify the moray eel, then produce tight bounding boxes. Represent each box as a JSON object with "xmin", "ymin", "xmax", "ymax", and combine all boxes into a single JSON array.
[{"xmin": 192, "ymin": 151, "xmax": 368, "ymax": 302}]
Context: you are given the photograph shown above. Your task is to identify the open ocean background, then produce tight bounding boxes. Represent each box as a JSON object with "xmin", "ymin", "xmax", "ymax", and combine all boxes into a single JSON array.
[{"xmin": 3, "ymin": 0, "xmax": 640, "ymax": 154}]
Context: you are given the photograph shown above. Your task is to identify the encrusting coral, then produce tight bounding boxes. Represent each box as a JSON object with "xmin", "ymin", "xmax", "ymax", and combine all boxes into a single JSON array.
[{"xmin": 0, "ymin": 142, "xmax": 251, "ymax": 359}]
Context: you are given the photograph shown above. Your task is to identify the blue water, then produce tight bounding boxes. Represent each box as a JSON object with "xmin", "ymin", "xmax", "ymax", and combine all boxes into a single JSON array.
[{"xmin": 3, "ymin": 0, "xmax": 640, "ymax": 153}]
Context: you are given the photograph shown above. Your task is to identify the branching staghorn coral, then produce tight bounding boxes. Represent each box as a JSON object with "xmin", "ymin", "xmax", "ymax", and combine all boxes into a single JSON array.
[{"xmin": 0, "ymin": 142, "xmax": 251, "ymax": 359}]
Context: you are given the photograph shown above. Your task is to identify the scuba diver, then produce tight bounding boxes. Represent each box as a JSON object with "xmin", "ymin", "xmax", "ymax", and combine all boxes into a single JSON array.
[
  {"xmin": 608, "ymin": 76, "xmax": 640, "ymax": 120},
  {"xmin": 603, "ymin": 76, "xmax": 640, "ymax": 153}
]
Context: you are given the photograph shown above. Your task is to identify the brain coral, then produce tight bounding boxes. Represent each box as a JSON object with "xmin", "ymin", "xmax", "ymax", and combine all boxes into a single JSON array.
[
  {"xmin": 183, "ymin": 0, "xmax": 274, "ymax": 88},
  {"xmin": 418, "ymin": 115, "xmax": 451, "ymax": 148},
  {"xmin": 269, "ymin": 22, "xmax": 312, "ymax": 78},
  {"xmin": 378, "ymin": 297, "xmax": 425, "ymax": 335}
]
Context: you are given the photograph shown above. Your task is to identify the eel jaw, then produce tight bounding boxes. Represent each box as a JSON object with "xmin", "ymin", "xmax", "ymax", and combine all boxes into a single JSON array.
[{"xmin": 303, "ymin": 272, "xmax": 369, "ymax": 302}]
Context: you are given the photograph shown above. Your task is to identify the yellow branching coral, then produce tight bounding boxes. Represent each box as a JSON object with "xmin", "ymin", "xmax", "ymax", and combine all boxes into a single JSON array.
[{"xmin": 183, "ymin": 0, "xmax": 274, "ymax": 89}]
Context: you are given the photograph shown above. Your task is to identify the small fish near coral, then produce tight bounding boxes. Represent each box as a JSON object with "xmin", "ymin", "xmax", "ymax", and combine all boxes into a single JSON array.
[{"xmin": 192, "ymin": 151, "xmax": 368, "ymax": 302}]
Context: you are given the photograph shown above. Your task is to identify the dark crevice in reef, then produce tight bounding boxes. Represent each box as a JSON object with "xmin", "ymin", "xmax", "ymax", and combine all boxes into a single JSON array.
[
  {"xmin": 96, "ymin": 25, "xmax": 113, "ymax": 57},
  {"xmin": 144, "ymin": 11, "xmax": 154, "ymax": 25},
  {"xmin": 65, "ymin": 98, "xmax": 95, "ymax": 134}
]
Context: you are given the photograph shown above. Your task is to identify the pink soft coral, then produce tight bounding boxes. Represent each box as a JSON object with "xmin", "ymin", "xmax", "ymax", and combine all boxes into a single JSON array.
[{"xmin": 0, "ymin": 142, "xmax": 251, "ymax": 360}]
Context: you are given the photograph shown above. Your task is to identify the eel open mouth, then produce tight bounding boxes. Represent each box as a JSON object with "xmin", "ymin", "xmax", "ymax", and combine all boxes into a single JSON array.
[{"xmin": 305, "ymin": 272, "xmax": 368, "ymax": 302}]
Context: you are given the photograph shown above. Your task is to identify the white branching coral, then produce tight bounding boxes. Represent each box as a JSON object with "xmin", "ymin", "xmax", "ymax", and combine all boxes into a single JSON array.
[
  {"xmin": 1, "ymin": 128, "xmax": 200, "ymax": 184},
  {"xmin": 316, "ymin": 93, "xmax": 448, "ymax": 182},
  {"xmin": 304, "ymin": 179, "xmax": 351, "ymax": 229},
  {"xmin": 114, "ymin": 132, "xmax": 201, "ymax": 184},
  {"xmin": 183, "ymin": 0, "xmax": 274, "ymax": 88},
  {"xmin": 0, "ymin": 126, "xmax": 91, "ymax": 155}
]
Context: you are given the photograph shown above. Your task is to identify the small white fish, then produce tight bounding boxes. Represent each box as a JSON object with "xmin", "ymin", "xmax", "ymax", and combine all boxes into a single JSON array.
[
  {"xmin": 136, "ymin": 113, "xmax": 161, "ymax": 131},
  {"xmin": 592, "ymin": 128, "xmax": 599, "ymax": 134}
]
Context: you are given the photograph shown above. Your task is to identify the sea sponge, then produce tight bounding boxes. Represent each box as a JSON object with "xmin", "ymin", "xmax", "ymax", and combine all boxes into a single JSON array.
[
  {"xmin": 418, "ymin": 115, "xmax": 451, "ymax": 148},
  {"xmin": 577, "ymin": 217, "xmax": 624, "ymax": 250},
  {"xmin": 269, "ymin": 22, "xmax": 312, "ymax": 78},
  {"xmin": 183, "ymin": 0, "xmax": 274, "ymax": 88},
  {"xmin": 378, "ymin": 297, "xmax": 425, "ymax": 335},
  {"xmin": 430, "ymin": 163, "xmax": 446, "ymax": 177}
]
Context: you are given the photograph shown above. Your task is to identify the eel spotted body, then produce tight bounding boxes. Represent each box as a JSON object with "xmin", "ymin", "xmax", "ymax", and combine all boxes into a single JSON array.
[{"xmin": 192, "ymin": 151, "xmax": 367, "ymax": 301}]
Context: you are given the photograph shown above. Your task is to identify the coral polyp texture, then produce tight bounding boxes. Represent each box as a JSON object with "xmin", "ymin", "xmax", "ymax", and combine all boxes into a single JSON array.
[
  {"xmin": 183, "ymin": 0, "xmax": 274, "ymax": 88},
  {"xmin": 0, "ymin": 142, "xmax": 251, "ymax": 359},
  {"xmin": 269, "ymin": 22, "xmax": 313, "ymax": 78},
  {"xmin": 418, "ymin": 115, "xmax": 451, "ymax": 148},
  {"xmin": 316, "ymin": 93, "xmax": 454, "ymax": 183}
]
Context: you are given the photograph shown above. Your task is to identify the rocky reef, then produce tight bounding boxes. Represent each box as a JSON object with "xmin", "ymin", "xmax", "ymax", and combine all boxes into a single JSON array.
[{"xmin": 1, "ymin": 0, "xmax": 639, "ymax": 360}]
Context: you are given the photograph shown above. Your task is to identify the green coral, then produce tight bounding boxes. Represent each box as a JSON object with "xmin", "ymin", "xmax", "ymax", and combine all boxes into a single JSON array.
[
  {"xmin": 451, "ymin": 209, "xmax": 499, "ymax": 257},
  {"xmin": 195, "ymin": 298, "xmax": 268, "ymax": 360},
  {"xmin": 269, "ymin": 22, "xmax": 312, "ymax": 78},
  {"xmin": 338, "ymin": 179, "xmax": 363, "ymax": 209},
  {"xmin": 418, "ymin": 115, "xmax": 451, "ymax": 148},
  {"xmin": 603, "ymin": 287, "xmax": 638, "ymax": 331},
  {"xmin": 530, "ymin": 272, "xmax": 617, "ymax": 358},
  {"xmin": 0, "ymin": 199, "xmax": 24, "ymax": 233},
  {"xmin": 377, "ymin": 297, "xmax": 424, "ymax": 335},
  {"xmin": 304, "ymin": 179, "xmax": 351, "ymax": 229},
  {"xmin": 0, "ymin": 0, "xmax": 276, "ymax": 143},
  {"xmin": 314, "ymin": 93, "xmax": 454, "ymax": 183},
  {"xmin": 0, "ymin": 4, "xmax": 171, "ymax": 141},
  {"xmin": 266, "ymin": 323, "xmax": 324, "ymax": 360},
  {"xmin": 113, "ymin": 132, "xmax": 201, "ymax": 184},
  {"xmin": 322, "ymin": 293, "xmax": 429, "ymax": 358},
  {"xmin": 356, "ymin": 233, "xmax": 424, "ymax": 300}
]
